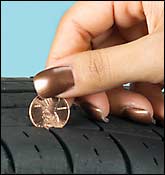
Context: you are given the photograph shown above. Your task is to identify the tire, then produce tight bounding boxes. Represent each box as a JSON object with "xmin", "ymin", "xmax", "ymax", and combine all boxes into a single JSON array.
[{"xmin": 1, "ymin": 78, "xmax": 164, "ymax": 174}]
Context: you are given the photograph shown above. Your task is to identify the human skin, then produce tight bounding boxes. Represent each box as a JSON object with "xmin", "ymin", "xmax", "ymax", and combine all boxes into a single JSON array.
[{"xmin": 37, "ymin": 1, "xmax": 164, "ymax": 125}]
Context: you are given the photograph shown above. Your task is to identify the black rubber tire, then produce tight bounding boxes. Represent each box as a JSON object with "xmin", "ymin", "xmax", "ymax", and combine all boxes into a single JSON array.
[{"xmin": 1, "ymin": 78, "xmax": 164, "ymax": 174}]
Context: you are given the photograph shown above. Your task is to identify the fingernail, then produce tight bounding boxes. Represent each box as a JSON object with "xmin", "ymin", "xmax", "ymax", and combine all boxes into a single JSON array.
[
  {"xmin": 122, "ymin": 107, "xmax": 153, "ymax": 124},
  {"xmin": 33, "ymin": 66, "xmax": 74, "ymax": 98},
  {"xmin": 80, "ymin": 102, "xmax": 109, "ymax": 123}
]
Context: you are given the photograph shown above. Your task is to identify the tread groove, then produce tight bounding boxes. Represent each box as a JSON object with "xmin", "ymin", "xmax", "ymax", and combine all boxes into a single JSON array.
[
  {"xmin": 93, "ymin": 148, "xmax": 103, "ymax": 164},
  {"xmin": 1, "ymin": 139, "xmax": 16, "ymax": 174},
  {"xmin": 153, "ymin": 157, "xmax": 158, "ymax": 166},
  {"xmin": 142, "ymin": 142, "xmax": 149, "ymax": 149},
  {"xmin": 93, "ymin": 148, "xmax": 99, "ymax": 156},
  {"xmin": 86, "ymin": 118, "xmax": 104, "ymax": 131},
  {"xmin": 152, "ymin": 129, "xmax": 164, "ymax": 141},
  {"xmin": 82, "ymin": 134, "xmax": 89, "ymax": 140},
  {"xmin": 34, "ymin": 145, "xmax": 42, "ymax": 159},
  {"xmin": 108, "ymin": 134, "xmax": 132, "ymax": 174},
  {"xmin": 94, "ymin": 122, "xmax": 162, "ymax": 140},
  {"xmin": 49, "ymin": 129, "xmax": 73, "ymax": 174},
  {"xmin": 22, "ymin": 131, "xmax": 30, "ymax": 138}
]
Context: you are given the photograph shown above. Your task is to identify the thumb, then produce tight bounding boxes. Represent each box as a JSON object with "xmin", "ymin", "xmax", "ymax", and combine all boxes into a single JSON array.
[{"xmin": 34, "ymin": 33, "xmax": 163, "ymax": 98}]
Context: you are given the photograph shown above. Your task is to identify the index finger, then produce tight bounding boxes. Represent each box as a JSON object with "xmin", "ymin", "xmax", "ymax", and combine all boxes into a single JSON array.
[{"xmin": 45, "ymin": 1, "xmax": 115, "ymax": 116}]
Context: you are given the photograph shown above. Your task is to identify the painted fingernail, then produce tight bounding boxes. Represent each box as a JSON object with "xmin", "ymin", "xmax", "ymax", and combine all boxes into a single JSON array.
[
  {"xmin": 80, "ymin": 102, "xmax": 109, "ymax": 123},
  {"xmin": 122, "ymin": 107, "xmax": 154, "ymax": 124},
  {"xmin": 33, "ymin": 66, "xmax": 74, "ymax": 98}
]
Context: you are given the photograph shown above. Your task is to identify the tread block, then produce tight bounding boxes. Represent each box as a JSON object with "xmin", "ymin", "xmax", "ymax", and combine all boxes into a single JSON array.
[
  {"xmin": 1, "ymin": 93, "xmax": 36, "ymax": 108},
  {"xmin": 51, "ymin": 128, "xmax": 126, "ymax": 174},
  {"xmin": 1, "ymin": 127, "xmax": 71, "ymax": 174},
  {"xmin": 110, "ymin": 132, "xmax": 164, "ymax": 174},
  {"xmin": 96, "ymin": 116, "xmax": 164, "ymax": 140},
  {"xmin": 1, "ymin": 80, "xmax": 34, "ymax": 92}
]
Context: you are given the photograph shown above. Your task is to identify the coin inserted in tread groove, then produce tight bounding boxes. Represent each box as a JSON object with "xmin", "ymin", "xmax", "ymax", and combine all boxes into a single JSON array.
[{"xmin": 29, "ymin": 96, "xmax": 70, "ymax": 129}]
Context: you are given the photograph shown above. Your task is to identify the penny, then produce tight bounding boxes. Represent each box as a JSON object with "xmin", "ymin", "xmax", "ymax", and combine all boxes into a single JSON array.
[{"xmin": 29, "ymin": 96, "xmax": 70, "ymax": 129}]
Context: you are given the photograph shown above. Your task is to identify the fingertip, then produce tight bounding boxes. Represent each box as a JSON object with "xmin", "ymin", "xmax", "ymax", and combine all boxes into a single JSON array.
[
  {"xmin": 76, "ymin": 92, "xmax": 110, "ymax": 122},
  {"xmin": 107, "ymin": 87, "xmax": 154, "ymax": 124}
]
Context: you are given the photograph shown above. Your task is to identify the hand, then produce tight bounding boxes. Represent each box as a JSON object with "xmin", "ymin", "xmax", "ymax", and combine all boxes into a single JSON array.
[{"xmin": 34, "ymin": 1, "xmax": 164, "ymax": 125}]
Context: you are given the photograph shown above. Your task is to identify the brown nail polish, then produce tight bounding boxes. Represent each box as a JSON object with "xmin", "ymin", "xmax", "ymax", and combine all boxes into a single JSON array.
[
  {"xmin": 33, "ymin": 66, "xmax": 74, "ymax": 98},
  {"xmin": 80, "ymin": 102, "xmax": 109, "ymax": 123},
  {"xmin": 122, "ymin": 107, "xmax": 153, "ymax": 124}
]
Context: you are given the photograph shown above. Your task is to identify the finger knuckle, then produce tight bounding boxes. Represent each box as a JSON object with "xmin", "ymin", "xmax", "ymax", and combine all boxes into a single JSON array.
[{"xmin": 88, "ymin": 50, "xmax": 106, "ymax": 86}]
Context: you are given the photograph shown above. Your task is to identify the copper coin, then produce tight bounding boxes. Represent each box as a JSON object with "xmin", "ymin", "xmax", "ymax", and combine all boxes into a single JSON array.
[{"xmin": 29, "ymin": 96, "xmax": 70, "ymax": 129}]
